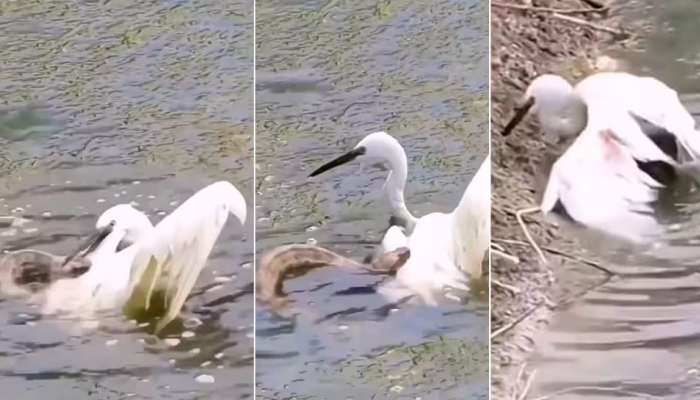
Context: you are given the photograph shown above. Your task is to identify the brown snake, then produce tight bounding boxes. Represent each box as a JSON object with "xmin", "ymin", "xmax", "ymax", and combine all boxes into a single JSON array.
[{"xmin": 257, "ymin": 244, "xmax": 410, "ymax": 309}]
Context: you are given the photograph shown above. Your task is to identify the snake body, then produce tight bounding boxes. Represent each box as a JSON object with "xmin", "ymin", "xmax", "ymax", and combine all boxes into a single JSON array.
[{"xmin": 257, "ymin": 244, "xmax": 410, "ymax": 308}]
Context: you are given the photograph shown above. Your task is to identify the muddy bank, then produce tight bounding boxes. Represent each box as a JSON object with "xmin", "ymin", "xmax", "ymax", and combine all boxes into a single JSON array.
[{"xmin": 490, "ymin": 0, "xmax": 632, "ymax": 397}]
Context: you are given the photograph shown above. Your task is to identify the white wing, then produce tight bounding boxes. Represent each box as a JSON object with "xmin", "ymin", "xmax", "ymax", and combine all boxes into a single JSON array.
[
  {"xmin": 577, "ymin": 72, "xmax": 700, "ymax": 159},
  {"xmin": 543, "ymin": 129, "xmax": 662, "ymax": 242},
  {"xmin": 451, "ymin": 157, "xmax": 490, "ymax": 278},
  {"xmin": 126, "ymin": 181, "xmax": 247, "ymax": 332},
  {"xmin": 391, "ymin": 157, "xmax": 489, "ymax": 302}
]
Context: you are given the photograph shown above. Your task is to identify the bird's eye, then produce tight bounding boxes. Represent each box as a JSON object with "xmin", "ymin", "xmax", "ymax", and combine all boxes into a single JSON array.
[{"xmin": 109, "ymin": 220, "xmax": 116, "ymax": 226}]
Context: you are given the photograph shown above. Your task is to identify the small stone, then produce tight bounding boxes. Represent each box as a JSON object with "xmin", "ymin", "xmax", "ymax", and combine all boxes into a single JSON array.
[
  {"xmin": 389, "ymin": 385, "xmax": 403, "ymax": 393},
  {"xmin": 195, "ymin": 374, "xmax": 215, "ymax": 384},
  {"xmin": 183, "ymin": 318, "xmax": 202, "ymax": 329},
  {"xmin": 164, "ymin": 338, "xmax": 180, "ymax": 347},
  {"xmin": 106, "ymin": 339, "xmax": 118, "ymax": 346},
  {"xmin": 181, "ymin": 331, "xmax": 195, "ymax": 339}
]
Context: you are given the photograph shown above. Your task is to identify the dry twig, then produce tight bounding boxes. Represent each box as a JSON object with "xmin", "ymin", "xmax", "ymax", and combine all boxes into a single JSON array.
[
  {"xmin": 552, "ymin": 13, "xmax": 627, "ymax": 39},
  {"xmin": 491, "ymin": 300, "xmax": 544, "ymax": 340},
  {"xmin": 493, "ymin": 279, "xmax": 521, "ymax": 294},
  {"xmin": 492, "ymin": 247, "xmax": 520, "ymax": 264},
  {"xmin": 492, "ymin": 2, "xmax": 607, "ymax": 15},
  {"xmin": 516, "ymin": 206, "xmax": 548, "ymax": 264},
  {"xmin": 517, "ymin": 369, "xmax": 538, "ymax": 400},
  {"xmin": 513, "ymin": 364, "xmax": 527, "ymax": 400},
  {"xmin": 492, "ymin": 237, "xmax": 615, "ymax": 276}
]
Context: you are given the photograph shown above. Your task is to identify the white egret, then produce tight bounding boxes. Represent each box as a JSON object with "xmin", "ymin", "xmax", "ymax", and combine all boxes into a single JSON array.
[
  {"xmin": 42, "ymin": 181, "xmax": 247, "ymax": 332},
  {"xmin": 309, "ymin": 132, "xmax": 489, "ymax": 304},
  {"xmin": 502, "ymin": 72, "xmax": 700, "ymax": 261},
  {"xmin": 504, "ymin": 72, "xmax": 699, "ymax": 154}
]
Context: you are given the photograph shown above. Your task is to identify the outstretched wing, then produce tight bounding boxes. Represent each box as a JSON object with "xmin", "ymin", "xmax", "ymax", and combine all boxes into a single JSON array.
[
  {"xmin": 452, "ymin": 157, "xmax": 489, "ymax": 278},
  {"xmin": 126, "ymin": 181, "xmax": 247, "ymax": 332}
]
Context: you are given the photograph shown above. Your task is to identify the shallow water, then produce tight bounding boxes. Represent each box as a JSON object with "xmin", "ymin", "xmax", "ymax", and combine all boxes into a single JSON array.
[
  {"xmin": 255, "ymin": 0, "xmax": 488, "ymax": 398},
  {"xmin": 529, "ymin": 2, "xmax": 700, "ymax": 399},
  {"xmin": 0, "ymin": 1, "xmax": 253, "ymax": 399}
]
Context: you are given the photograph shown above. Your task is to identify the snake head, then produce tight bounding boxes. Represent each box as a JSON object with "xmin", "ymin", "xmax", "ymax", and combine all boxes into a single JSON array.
[{"xmin": 377, "ymin": 247, "xmax": 410, "ymax": 274}]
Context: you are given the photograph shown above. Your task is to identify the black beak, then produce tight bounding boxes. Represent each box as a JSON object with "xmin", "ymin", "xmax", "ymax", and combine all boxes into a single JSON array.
[
  {"xmin": 62, "ymin": 223, "xmax": 114, "ymax": 267},
  {"xmin": 309, "ymin": 146, "xmax": 366, "ymax": 177},
  {"xmin": 502, "ymin": 96, "xmax": 535, "ymax": 136}
]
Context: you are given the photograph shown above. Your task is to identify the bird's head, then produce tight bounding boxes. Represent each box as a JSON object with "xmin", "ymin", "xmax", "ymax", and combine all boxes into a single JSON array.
[
  {"xmin": 61, "ymin": 204, "xmax": 152, "ymax": 267},
  {"xmin": 96, "ymin": 204, "xmax": 153, "ymax": 247},
  {"xmin": 309, "ymin": 131, "xmax": 407, "ymax": 177},
  {"xmin": 503, "ymin": 74, "xmax": 586, "ymax": 140}
]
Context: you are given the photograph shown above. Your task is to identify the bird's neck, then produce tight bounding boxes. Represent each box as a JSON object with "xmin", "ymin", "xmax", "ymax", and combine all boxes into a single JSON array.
[{"xmin": 385, "ymin": 167, "xmax": 417, "ymax": 232}]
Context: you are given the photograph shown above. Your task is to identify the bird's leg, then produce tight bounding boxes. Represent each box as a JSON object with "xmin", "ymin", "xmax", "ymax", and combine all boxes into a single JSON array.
[{"xmin": 516, "ymin": 206, "xmax": 548, "ymax": 265}]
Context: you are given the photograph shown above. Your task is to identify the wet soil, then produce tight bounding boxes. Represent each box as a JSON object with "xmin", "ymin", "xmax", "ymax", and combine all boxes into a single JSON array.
[{"xmin": 490, "ymin": 0, "xmax": 634, "ymax": 397}]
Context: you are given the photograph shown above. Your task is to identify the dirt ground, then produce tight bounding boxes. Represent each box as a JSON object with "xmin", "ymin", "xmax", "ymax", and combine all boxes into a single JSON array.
[{"xmin": 490, "ymin": 0, "xmax": 632, "ymax": 398}]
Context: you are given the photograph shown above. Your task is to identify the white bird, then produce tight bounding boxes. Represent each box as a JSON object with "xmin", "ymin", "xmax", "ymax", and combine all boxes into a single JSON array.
[
  {"xmin": 504, "ymin": 72, "xmax": 698, "ymax": 154},
  {"xmin": 502, "ymin": 72, "xmax": 700, "ymax": 261},
  {"xmin": 309, "ymin": 132, "xmax": 489, "ymax": 304},
  {"xmin": 42, "ymin": 181, "xmax": 247, "ymax": 332}
]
